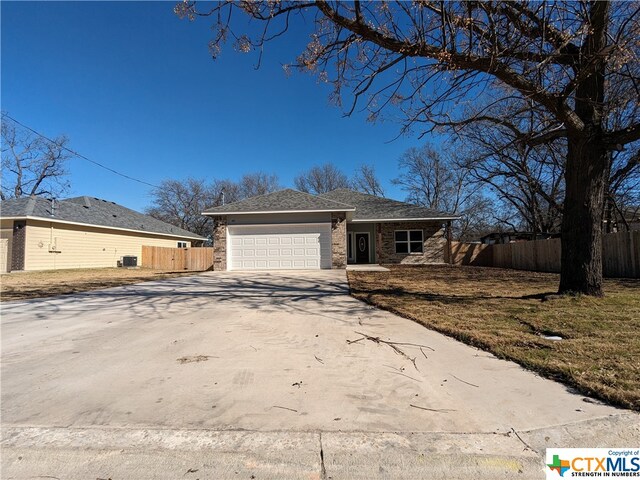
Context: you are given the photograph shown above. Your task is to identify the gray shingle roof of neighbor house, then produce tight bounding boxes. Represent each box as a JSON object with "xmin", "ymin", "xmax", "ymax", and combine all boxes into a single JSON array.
[
  {"xmin": 0, "ymin": 196, "xmax": 206, "ymax": 240},
  {"xmin": 202, "ymin": 188, "xmax": 356, "ymax": 215},
  {"xmin": 320, "ymin": 189, "xmax": 459, "ymax": 221}
]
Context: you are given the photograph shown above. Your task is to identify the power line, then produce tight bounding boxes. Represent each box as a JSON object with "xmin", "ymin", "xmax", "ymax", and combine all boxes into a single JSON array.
[{"xmin": 1, "ymin": 113, "xmax": 160, "ymax": 189}]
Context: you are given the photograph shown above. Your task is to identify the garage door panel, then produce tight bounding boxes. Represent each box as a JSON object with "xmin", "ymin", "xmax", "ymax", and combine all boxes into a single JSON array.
[{"xmin": 228, "ymin": 224, "xmax": 331, "ymax": 270}]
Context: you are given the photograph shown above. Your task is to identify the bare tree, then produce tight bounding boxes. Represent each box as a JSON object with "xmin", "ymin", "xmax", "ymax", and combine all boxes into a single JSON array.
[
  {"xmin": 605, "ymin": 148, "xmax": 640, "ymax": 232},
  {"xmin": 177, "ymin": 0, "xmax": 640, "ymax": 295},
  {"xmin": 393, "ymin": 144, "xmax": 492, "ymax": 241},
  {"xmin": 350, "ymin": 164, "xmax": 384, "ymax": 196},
  {"xmin": 145, "ymin": 173, "xmax": 277, "ymax": 238},
  {"xmin": 146, "ymin": 178, "xmax": 219, "ymax": 237},
  {"xmin": 1, "ymin": 118, "xmax": 72, "ymax": 200},
  {"xmin": 457, "ymin": 105, "xmax": 566, "ymax": 236},
  {"xmin": 238, "ymin": 171, "xmax": 280, "ymax": 198},
  {"xmin": 460, "ymin": 103, "xmax": 639, "ymax": 235},
  {"xmin": 294, "ymin": 163, "xmax": 350, "ymax": 194}
]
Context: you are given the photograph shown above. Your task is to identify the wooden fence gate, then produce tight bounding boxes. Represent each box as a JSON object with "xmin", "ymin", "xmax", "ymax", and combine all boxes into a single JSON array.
[{"xmin": 141, "ymin": 246, "xmax": 214, "ymax": 271}]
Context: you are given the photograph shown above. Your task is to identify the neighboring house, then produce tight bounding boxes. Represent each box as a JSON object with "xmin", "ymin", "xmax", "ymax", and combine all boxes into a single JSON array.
[
  {"xmin": 606, "ymin": 207, "xmax": 640, "ymax": 232},
  {"xmin": 202, "ymin": 188, "xmax": 458, "ymax": 271},
  {"xmin": 0, "ymin": 196, "xmax": 205, "ymax": 272}
]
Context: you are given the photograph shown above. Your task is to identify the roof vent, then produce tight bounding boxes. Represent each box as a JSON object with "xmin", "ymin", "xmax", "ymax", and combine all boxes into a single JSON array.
[
  {"xmin": 112, "ymin": 214, "xmax": 117, "ymax": 218},
  {"xmin": 83, "ymin": 197, "xmax": 92, "ymax": 208}
]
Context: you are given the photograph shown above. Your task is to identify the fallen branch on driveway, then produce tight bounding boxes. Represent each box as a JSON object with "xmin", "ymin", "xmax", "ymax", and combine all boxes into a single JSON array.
[
  {"xmin": 353, "ymin": 331, "xmax": 434, "ymax": 351},
  {"xmin": 348, "ymin": 331, "xmax": 435, "ymax": 371},
  {"xmin": 409, "ymin": 404, "xmax": 456, "ymax": 413},
  {"xmin": 450, "ymin": 374, "xmax": 479, "ymax": 388},
  {"xmin": 273, "ymin": 405, "xmax": 298, "ymax": 413},
  {"xmin": 346, "ymin": 337, "xmax": 365, "ymax": 345},
  {"xmin": 391, "ymin": 371, "xmax": 422, "ymax": 382}
]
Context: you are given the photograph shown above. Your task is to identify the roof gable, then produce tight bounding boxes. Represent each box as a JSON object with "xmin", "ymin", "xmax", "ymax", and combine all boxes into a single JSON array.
[
  {"xmin": 320, "ymin": 189, "xmax": 458, "ymax": 221},
  {"xmin": 203, "ymin": 189, "xmax": 355, "ymax": 215},
  {"xmin": 0, "ymin": 196, "xmax": 205, "ymax": 240}
]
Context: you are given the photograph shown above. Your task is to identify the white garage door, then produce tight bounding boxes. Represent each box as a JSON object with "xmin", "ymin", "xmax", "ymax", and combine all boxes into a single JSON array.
[{"xmin": 228, "ymin": 223, "xmax": 332, "ymax": 270}]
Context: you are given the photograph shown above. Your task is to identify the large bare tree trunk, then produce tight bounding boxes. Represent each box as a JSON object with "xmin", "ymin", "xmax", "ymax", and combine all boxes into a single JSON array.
[
  {"xmin": 558, "ymin": 0, "xmax": 610, "ymax": 296},
  {"xmin": 559, "ymin": 134, "xmax": 608, "ymax": 296}
]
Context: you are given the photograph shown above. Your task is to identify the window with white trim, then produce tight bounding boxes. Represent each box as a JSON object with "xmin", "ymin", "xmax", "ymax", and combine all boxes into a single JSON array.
[
  {"xmin": 177, "ymin": 241, "xmax": 188, "ymax": 248},
  {"xmin": 394, "ymin": 230, "xmax": 423, "ymax": 254}
]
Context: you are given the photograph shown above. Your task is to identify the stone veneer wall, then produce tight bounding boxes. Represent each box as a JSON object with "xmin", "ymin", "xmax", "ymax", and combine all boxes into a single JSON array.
[
  {"xmin": 377, "ymin": 221, "xmax": 446, "ymax": 264},
  {"xmin": 331, "ymin": 212, "xmax": 347, "ymax": 268},
  {"xmin": 11, "ymin": 220, "xmax": 26, "ymax": 271},
  {"xmin": 212, "ymin": 216, "xmax": 227, "ymax": 271}
]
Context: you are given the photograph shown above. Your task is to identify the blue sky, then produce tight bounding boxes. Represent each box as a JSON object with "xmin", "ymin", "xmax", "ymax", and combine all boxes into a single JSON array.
[{"xmin": 2, "ymin": 1, "xmax": 436, "ymax": 211}]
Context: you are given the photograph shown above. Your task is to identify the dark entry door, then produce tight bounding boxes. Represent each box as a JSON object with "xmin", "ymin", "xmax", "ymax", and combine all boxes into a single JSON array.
[{"xmin": 355, "ymin": 233, "xmax": 370, "ymax": 264}]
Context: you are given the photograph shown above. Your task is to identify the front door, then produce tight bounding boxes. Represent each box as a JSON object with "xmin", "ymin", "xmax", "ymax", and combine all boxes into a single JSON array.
[{"xmin": 355, "ymin": 233, "xmax": 370, "ymax": 264}]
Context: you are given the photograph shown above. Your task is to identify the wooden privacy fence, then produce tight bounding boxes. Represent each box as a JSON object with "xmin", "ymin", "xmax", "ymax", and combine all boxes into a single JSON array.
[
  {"xmin": 448, "ymin": 231, "xmax": 640, "ymax": 278},
  {"xmin": 141, "ymin": 246, "xmax": 214, "ymax": 271}
]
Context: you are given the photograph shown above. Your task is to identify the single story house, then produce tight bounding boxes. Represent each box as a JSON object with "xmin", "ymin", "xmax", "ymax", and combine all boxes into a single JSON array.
[
  {"xmin": 0, "ymin": 196, "xmax": 205, "ymax": 272},
  {"xmin": 202, "ymin": 188, "xmax": 458, "ymax": 271}
]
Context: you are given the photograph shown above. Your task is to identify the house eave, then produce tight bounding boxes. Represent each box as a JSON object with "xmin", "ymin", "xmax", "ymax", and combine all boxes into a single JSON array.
[
  {"xmin": 202, "ymin": 208, "xmax": 356, "ymax": 216},
  {"xmin": 0, "ymin": 215, "xmax": 206, "ymax": 241},
  {"xmin": 350, "ymin": 217, "xmax": 460, "ymax": 223}
]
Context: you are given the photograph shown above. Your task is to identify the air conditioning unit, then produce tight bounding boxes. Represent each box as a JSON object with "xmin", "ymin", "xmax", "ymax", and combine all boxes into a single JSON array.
[{"xmin": 122, "ymin": 256, "xmax": 137, "ymax": 267}]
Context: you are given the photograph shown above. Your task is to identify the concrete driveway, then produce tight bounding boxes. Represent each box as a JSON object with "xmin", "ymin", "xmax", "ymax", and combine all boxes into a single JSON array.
[{"xmin": 2, "ymin": 271, "xmax": 638, "ymax": 479}]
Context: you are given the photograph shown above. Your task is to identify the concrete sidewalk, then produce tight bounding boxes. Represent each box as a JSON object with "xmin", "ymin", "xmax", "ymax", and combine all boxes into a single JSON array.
[
  {"xmin": 3, "ymin": 415, "xmax": 638, "ymax": 479},
  {"xmin": 1, "ymin": 271, "xmax": 638, "ymax": 479}
]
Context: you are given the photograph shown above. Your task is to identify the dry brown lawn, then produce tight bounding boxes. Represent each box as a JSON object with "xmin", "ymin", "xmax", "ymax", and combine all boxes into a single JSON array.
[
  {"xmin": 0, "ymin": 268, "xmax": 196, "ymax": 302},
  {"xmin": 348, "ymin": 265, "xmax": 640, "ymax": 411}
]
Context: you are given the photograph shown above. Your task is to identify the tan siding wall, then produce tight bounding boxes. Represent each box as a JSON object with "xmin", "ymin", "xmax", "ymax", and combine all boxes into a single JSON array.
[
  {"xmin": 23, "ymin": 220, "xmax": 192, "ymax": 271},
  {"xmin": 0, "ymin": 239, "xmax": 8, "ymax": 273},
  {"xmin": 0, "ymin": 219, "xmax": 14, "ymax": 272}
]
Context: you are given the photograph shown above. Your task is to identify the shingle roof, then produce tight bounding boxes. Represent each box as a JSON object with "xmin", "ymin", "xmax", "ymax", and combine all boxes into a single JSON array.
[
  {"xmin": 320, "ymin": 189, "xmax": 459, "ymax": 221},
  {"xmin": 202, "ymin": 189, "xmax": 356, "ymax": 215},
  {"xmin": 0, "ymin": 196, "xmax": 205, "ymax": 240}
]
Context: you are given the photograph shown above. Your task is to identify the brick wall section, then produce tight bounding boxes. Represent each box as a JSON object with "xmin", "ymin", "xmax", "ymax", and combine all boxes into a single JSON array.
[
  {"xmin": 378, "ymin": 221, "xmax": 446, "ymax": 264},
  {"xmin": 212, "ymin": 216, "xmax": 227, "ymax": 271},
  {"xmin": 331, "ymin": 212, "xmax": 347, "ymax": 268}
]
